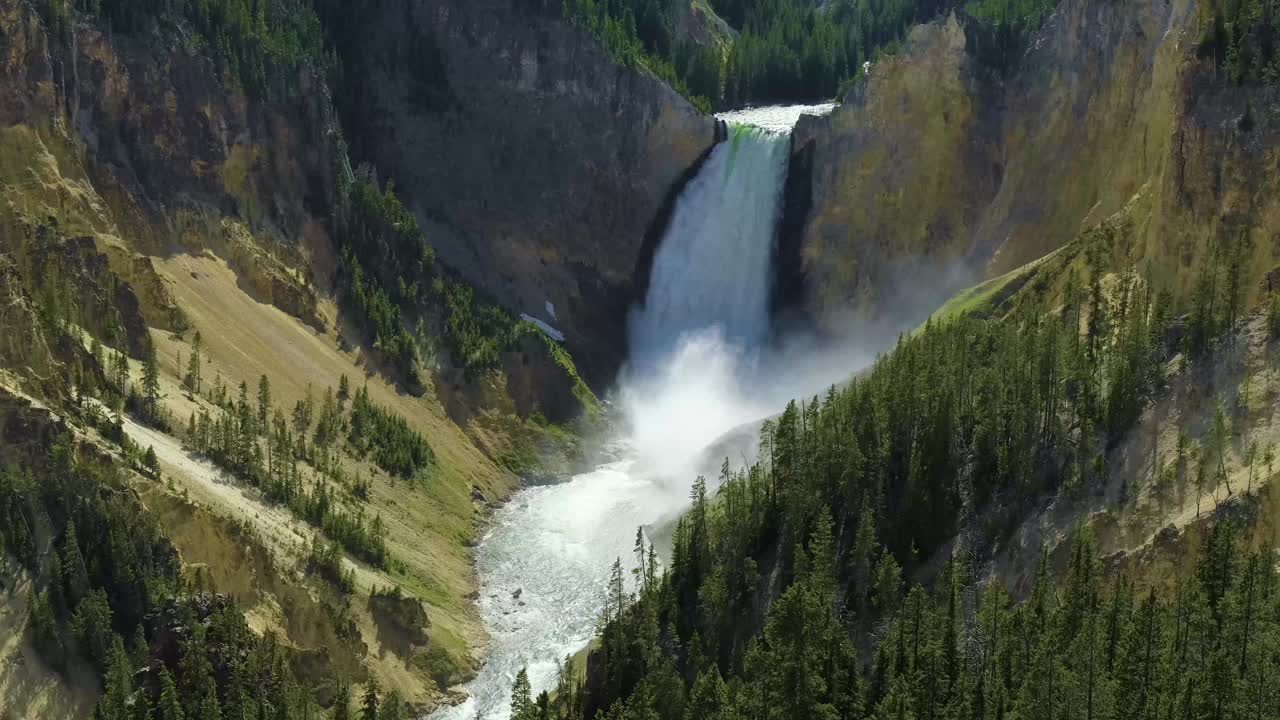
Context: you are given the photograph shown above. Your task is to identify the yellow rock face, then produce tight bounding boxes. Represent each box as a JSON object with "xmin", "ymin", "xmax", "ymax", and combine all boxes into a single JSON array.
[
  {"xmin": 794, "ymin": 0, "xmax": 1280, "ymax": 334},
  {"xmin": 797, "ymin": 15, "xmax": 997, "ymax": 334}
]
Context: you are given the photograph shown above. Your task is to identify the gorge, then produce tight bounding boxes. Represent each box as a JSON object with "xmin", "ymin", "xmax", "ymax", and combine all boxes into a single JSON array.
[
  {"xmin": 5, "ymin": 0, "xmax": 1280, "ymax": 718},
  {"xmin": 435, "ymin": 104, "xmax": 839, "ymax": 720}
]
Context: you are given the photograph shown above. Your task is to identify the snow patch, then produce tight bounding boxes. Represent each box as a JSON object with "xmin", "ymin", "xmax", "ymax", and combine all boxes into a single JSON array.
[{"xmin": 520, "ymin": 313, "xmax": 565, "ymax": 342}]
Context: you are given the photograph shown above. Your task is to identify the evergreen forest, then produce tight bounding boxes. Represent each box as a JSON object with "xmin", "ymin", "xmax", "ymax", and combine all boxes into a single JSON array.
[{"xmin": 504, "ymin": 236, "xmax": 1280, "ymax": 720}]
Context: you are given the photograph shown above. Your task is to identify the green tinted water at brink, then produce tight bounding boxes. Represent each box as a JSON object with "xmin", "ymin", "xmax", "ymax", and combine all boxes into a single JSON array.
[{"xmin": 724, "ymin": 123, "xmax": 760, "ymax": 183}]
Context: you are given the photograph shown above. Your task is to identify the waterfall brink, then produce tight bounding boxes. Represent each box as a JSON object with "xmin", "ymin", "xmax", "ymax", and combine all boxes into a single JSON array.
[{"xmin": 628, "ymin": 124, "xmax": 791, "ymax": 369}]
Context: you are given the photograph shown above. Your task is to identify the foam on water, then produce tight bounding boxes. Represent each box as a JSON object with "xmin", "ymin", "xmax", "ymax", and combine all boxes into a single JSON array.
[
  {"xmin": 716, "ymin": 103, "xmax": 837, "ymax": 133},
  {"xmin": 431, "ymin": 455, "xmax": 659, "ymax": 720}
]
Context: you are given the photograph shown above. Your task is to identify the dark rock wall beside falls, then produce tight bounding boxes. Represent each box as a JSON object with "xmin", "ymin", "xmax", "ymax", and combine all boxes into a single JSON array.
[{"xmin": 340, "ymin": 0, "xmax": 718, "ymax": 387}]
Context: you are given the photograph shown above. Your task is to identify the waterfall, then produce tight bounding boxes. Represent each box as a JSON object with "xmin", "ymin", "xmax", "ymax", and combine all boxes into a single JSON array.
[
  {"xmin": 628, "ymin": 124, "xmax": 791, "ymax": 369},
  {"xmin": 431, "ymin": 105, "xmax": 836, "ymax": 720}
]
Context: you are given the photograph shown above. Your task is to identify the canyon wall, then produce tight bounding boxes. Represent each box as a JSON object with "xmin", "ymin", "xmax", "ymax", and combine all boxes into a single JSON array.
[
  {"xmin": 791, "ymin": 0, "xmax": 1280, "ymax": 335},
  {"xmin": 341, "ymin": 0, "xmax": 718, "ymax": 385}
]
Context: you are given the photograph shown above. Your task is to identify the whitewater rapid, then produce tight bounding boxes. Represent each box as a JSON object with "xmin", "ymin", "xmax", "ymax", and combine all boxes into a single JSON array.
[
  {"xmin": 430, "ymin": 103, "xmax": 836, "ymax": 720},
  {"xmin": 716, "ymin": 103, "xmax": 836, "ymax": 133}
]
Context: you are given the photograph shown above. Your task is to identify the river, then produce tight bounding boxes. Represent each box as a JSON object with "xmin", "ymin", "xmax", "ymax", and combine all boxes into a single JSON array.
[{"xmin": 430, "ymin": 103, "xmax": 838, "ymax": 720}]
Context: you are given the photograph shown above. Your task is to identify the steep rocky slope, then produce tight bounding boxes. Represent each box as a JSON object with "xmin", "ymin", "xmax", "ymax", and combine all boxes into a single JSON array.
[
  {"xmin": 787, "ymin": 14, "xmax": 1001, "ymax": 335},
  {"xmin": 0, "ymin": 0, "xmax": 337, "ymax": 324},
  {"xmin": 0, "ymin": 4, "xmax": 482, "ymax": 695},
  {"xmin": 0, "ymin": 0, "xmax": 716, "ymax": 712},
  {"xmin": 790, "ymin": 0, "xmax": 1280, "ymax": 337},
  {"xmin": 337, "ymin": 0, "xmax": 718, "ymax": 385}
]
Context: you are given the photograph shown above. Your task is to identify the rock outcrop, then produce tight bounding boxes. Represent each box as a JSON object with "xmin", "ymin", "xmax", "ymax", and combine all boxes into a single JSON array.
[
  {"xmin": 790, "ymin": 0, "xmax": 1280, "ymax": 335},
  {"xmin": 0, "ymin": 256, "xmax": 55, "ymax": 382},
  {"xmin": 66, "ymin": 25, "xmax": 340, "ymax": 255},
  {"xmin": 341, "ymin": 0, "xmax": 718, "ymax": 386},
  {"xmin": 791, "ymin": 14, "xmax": 1001, "ymax": 338},
  {"xmin": 0, "ymin": 0, "xmax": 341, "ymax": 333}
]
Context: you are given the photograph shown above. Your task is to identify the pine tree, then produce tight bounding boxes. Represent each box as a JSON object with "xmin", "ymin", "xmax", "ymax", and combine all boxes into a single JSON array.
[
  {"xmin": 157, "ymin": 665, "xmax": 185, "ymax": 720},
  {"xmin": 28, "ymin": 589, "xmax": 64, "ymax": 664},
  {"xmin": 873, "ymin": 551, "xmax": 903, "ymax": 616},
  {"xmin": 381, "ymin": 690, "xmax": 408, "ymax": 720},
  {"xmin": 362, "ymin": 679, "xmax": 380, "ymax": 720},
  {"xmin": 1211, "ymin": 399, "xmax": 1232, "ymax": 496},
  {"xmin": 178, "ymin": 630, "xmax": 219, "ymax": 717},
  {"xmin": 511, "ymin": 668, "xmax": 533, "ymax": 720},
  {"xmin": 97, "ymin": 635, "xmax": 134, "ymax": 720},
  {"xmin": 237, "ymin": 381, "xmax": 252, "ymax": 437},
  {"xmin": 130, "ymin": 625, "xmax": 148, "ymax": 667},
  {"xmin": 333, "ymin": 680, "xmax": 353, "ymax": 720},
  {"xmin": 257, "ymin": 374, "xmax": 271, "ymax": 433},
  {"xmin": 143, "ymin": 445, "xmax": 160, "ymax": 478},
  {"xmin": 197, "ymin": 691, "xmax": 221, "ymax": 720},
  {"xmin": 186, "ymin": 331, "xmax": 202, "ymax": 393},
  {"xmin": 63, "ymin": 521, "xmax": 91, "ymax": 605},
  {"xmin": 142, "ymin": 343, "xmax": 161, "ymax": 420},
  {"xmin": 684, "ymin": 667, "xmax": 727, "ymax": 720},
  {"xmin": 113, "ymin": 348, "xmax": 130, "ymax": 397}
]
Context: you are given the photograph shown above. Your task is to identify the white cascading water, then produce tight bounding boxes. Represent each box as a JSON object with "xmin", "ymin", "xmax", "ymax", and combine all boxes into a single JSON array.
[
  {"xmin": 431, "ymin": 105, "xmax": 835, "ymax": 720},
  {"xmin": 628, "ymin": 124, "xmax": 791, "ymax": 370}
]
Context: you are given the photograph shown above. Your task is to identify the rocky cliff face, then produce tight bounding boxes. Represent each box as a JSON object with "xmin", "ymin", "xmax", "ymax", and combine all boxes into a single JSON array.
[
  {"xmin": 1, "ymin": 1, "xmax": 680, "ymax": 707},
  {"xmin": 791, "ymin": 15, "xmax": 1002, "ymax": 337},
  {"xmin": 341, "ymin": 0, "xmax": 718, "ymax": 386},
  {"xmin": 0, "ymin": 0, "xmax": 333, "ymax": 331},
  {"xmin": 1154, "ymin": 75, "xmax": 1280, "ymax": 300},
  {"xmin": 790, "ymin": 0, "xmax": 1280, "ymax": 334}
]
